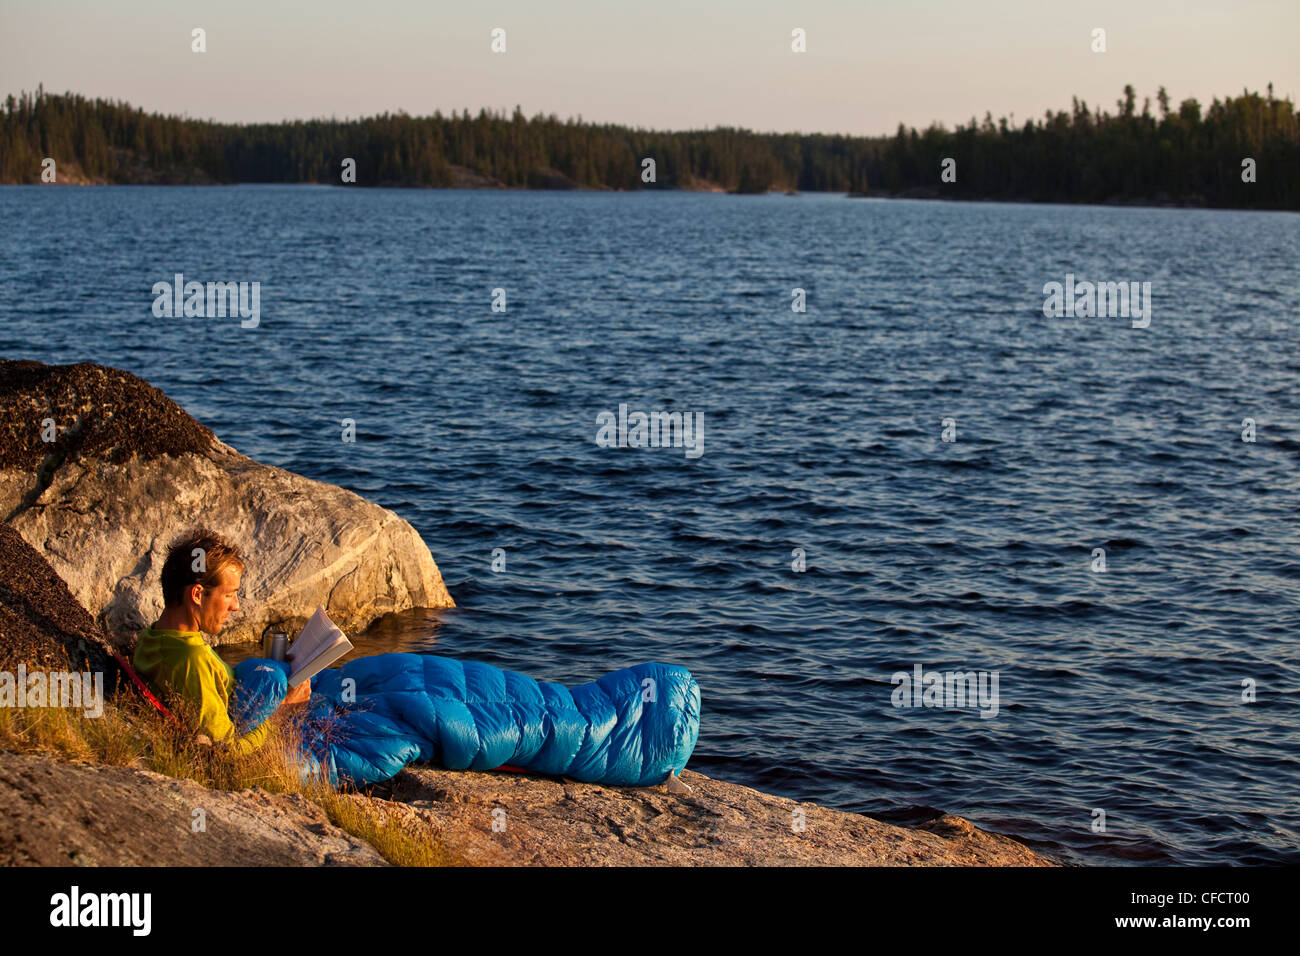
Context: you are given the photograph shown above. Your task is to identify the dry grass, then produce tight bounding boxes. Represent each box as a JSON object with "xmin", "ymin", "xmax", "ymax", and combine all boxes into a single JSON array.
[
  {"xmin": 302, "ymin": 780, "xmax": 463, "ymax": 867},
  {"xmin": 0, "ymin": 672, "xmax": 466, "ymax": 866}
]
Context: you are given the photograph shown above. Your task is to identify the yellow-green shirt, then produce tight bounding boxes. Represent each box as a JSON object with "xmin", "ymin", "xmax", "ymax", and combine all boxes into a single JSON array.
[{"xmin": 132, "ymin": 626, "xmax": 271, "ymax": 755}]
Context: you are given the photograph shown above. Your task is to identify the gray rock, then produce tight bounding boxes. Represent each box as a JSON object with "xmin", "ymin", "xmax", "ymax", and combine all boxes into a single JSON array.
[
  {"xmin": 0, "ymin": 747, "xmax": 1053, "ymax": 867},
  {"xmin": 0, "ymin": 360, "xmax": 453, "ymax": 648},
  {"xmin": 0, "ymin": 747, "xmax": 386, "ymax": 866},
  {"xmin": 353, "ymin": 766, "xmax": 1056, "ymax": 866}
]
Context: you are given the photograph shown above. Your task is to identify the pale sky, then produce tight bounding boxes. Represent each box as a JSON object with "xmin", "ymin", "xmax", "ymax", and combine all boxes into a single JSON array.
[{"xmin": 1, "ymin": 0, "xmax": 1296, "ymax": 136}]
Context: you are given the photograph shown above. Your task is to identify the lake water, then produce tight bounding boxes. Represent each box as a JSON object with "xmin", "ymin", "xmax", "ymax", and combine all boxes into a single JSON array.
[{"xmin": 2, "ymin": 185, "xmax": 1297, "ymax": 865}]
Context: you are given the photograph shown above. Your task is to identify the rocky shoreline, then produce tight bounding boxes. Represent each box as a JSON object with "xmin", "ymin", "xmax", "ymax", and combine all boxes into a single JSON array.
[
  {"xmin": 0, "ymin": 358, "xmax": 1055, "ymax": 866},
  {"xmin": 0, "ymin": 747, "xmax": 1052, "ymax": 866}
]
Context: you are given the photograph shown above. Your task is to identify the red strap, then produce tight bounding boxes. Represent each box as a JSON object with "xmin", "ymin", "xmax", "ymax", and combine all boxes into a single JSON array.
[{"xmin": 111, "ymin": 651, "xmax": 180, "ymax": 724}]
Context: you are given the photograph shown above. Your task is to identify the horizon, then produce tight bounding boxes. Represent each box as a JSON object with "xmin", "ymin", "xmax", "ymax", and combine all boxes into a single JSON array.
[{"xmin": 1, "ymin": 1, "xmax": 1297, "ymax": 138}]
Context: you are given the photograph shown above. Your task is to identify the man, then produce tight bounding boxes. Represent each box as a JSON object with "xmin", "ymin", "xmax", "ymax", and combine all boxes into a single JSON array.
[{"xmin": 132, "ymin": 527, "xmax": 310, "ymax": 753}]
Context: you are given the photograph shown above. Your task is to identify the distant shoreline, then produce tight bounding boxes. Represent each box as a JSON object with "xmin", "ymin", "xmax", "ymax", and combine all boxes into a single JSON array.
[
  {"xmin": 5, "ymin": 86, "xmax": 1297, "ymax": 212},
  {"xmin": 12, "ymin": 178, "xmax": 1295, "ymax": 215}
]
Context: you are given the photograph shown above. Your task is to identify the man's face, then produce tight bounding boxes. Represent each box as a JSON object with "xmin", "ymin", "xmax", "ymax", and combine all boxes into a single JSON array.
[{"xmin": 197, "ymin": 566, "xmax": 242, "ymax": 635}]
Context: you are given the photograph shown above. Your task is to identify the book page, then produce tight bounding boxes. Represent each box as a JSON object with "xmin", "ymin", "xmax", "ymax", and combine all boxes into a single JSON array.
[{"xmin": 285, "ymin": 606, "xmax": 353, "ymax": 686}]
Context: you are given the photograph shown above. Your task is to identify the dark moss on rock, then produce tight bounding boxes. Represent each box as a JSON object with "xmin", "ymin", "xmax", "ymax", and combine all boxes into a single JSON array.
[
  {"xmin": 0, "ymin": 360, "xmax": 214, "ymax": 471},
  {"xmin": 0, "ymin": 521, "xmax": 119, "ymax": 679}
]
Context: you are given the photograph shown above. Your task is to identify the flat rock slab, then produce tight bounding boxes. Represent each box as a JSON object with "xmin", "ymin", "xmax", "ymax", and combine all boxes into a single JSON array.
[
  {"xmin": 356, "ymin": 766, "xmax": 1055, "ymax": 866},
  {"xmin": 0, "ymin": 748, "xmax": 386, "ymax": 866},
  {"xmin": 0, "ymin": 747, "xmax": 1053, "ymax": 866}
]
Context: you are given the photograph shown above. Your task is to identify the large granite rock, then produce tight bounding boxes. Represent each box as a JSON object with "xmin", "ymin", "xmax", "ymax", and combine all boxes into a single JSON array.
[{"xmin": 0, "ymin": 360, "xmax": 453, "ymax": 648}]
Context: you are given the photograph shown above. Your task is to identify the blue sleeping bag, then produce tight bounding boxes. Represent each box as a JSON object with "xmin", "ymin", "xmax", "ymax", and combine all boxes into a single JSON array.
[
  {"xmin": 231, "ymin": 653, "xmax": 701, "ymax": 789},
  {"xmin": 230, "ymin": 658, "xmax": 289, "ymax": 730}
]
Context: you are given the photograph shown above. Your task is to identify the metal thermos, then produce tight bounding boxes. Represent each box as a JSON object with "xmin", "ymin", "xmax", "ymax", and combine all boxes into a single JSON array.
[{"xmin": 262, "ymin": 630, "xmax": 289, "ymax": 661}]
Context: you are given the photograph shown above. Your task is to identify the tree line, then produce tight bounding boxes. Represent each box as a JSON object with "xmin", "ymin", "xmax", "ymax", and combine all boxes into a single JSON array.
[{"xmin": 1, "ymin": 84, "xmax": 1295, "ymax": 209}]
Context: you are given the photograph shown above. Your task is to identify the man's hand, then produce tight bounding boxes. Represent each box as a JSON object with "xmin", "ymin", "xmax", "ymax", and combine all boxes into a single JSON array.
[{"xmin": 279, "ymin": 680, "xmax": 312, "ymax": 708}]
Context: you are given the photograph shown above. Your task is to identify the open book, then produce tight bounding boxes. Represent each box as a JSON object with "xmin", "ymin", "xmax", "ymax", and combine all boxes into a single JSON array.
[{"xmin": 285, "ymin": 606, "xmax": 353, "ymax": 687}]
